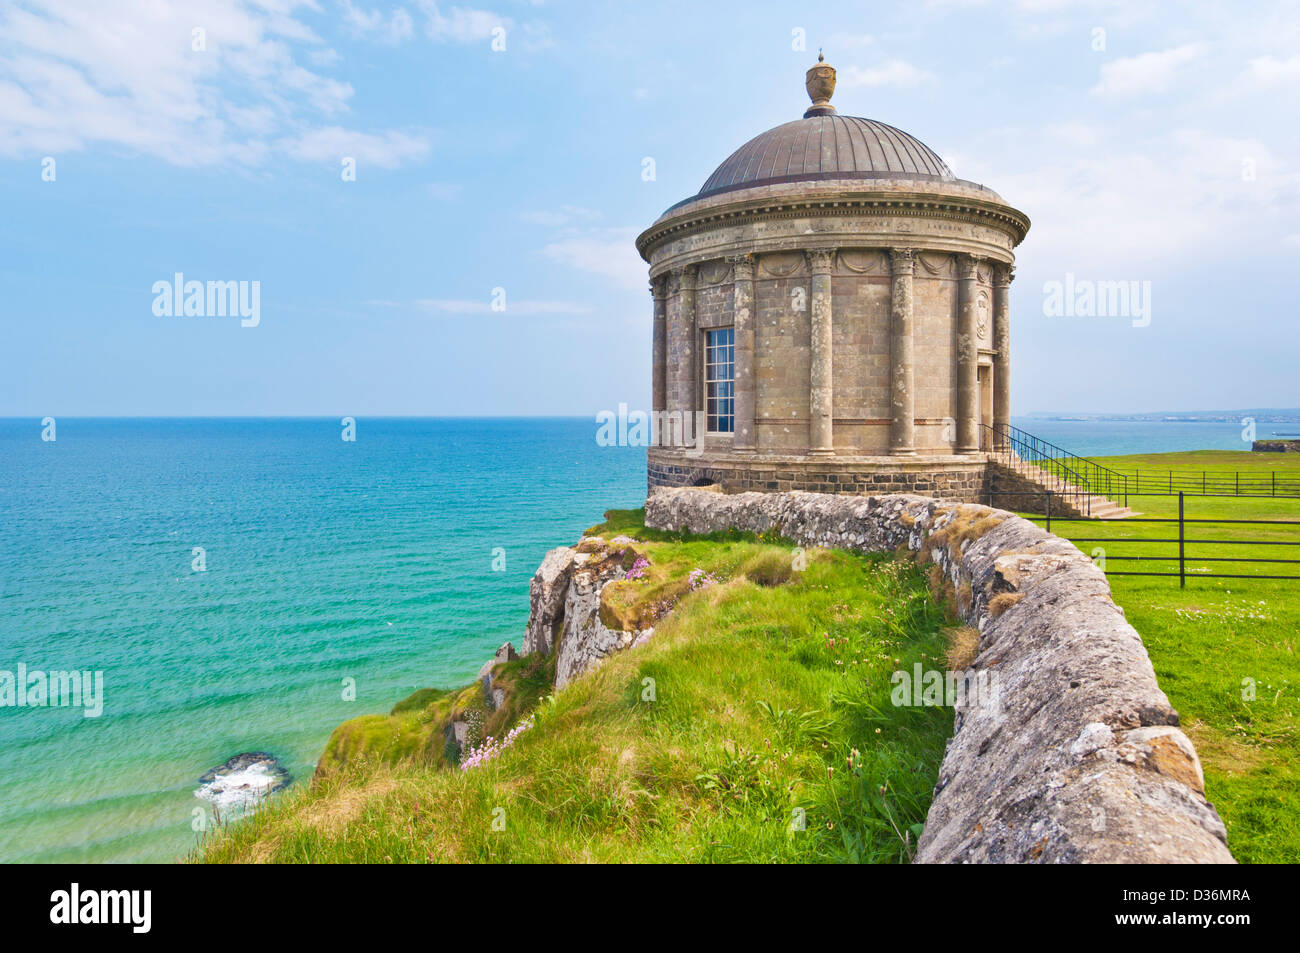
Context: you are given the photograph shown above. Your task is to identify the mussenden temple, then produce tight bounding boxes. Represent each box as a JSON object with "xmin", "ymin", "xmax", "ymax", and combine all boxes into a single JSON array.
[{"xmin": 637, "ymin": 55, "xmax": 1030, "ymax": 501}]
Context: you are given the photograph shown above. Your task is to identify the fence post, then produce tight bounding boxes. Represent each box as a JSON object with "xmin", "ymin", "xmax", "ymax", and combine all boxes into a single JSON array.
[
  {"xmin": 1273, "ymin": 471, "xmax": 1276, "ymax": 497},
  {"xmin": 1045, "ymin": 491, "xmax": 1052, "ymax": 534},
  {"xmin": 1236, "ymin": 471, "xmax": 1239, "ymax": 495},
  {"xmin": 1178, "ymin": 491, "xmax": 1185, "ymax": 589}
]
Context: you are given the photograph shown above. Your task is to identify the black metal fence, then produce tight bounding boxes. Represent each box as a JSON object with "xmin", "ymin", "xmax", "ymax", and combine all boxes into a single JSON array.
[
  {"xmin": 1111, "ymin": 467, "xmax": 1300, "ymax": 497},
  {"xmin": 981, "ymin": 423, "xmax": 1300, "ymax": 503},
  {"xmin": 1008, "ymin": 491, "xmax": 1300, "ymax": 587}
]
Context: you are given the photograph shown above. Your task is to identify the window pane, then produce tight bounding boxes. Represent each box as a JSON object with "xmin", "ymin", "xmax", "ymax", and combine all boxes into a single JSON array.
[{"xmin": 704, "ymin": 327, "xmax": 736, "ymax": 435}]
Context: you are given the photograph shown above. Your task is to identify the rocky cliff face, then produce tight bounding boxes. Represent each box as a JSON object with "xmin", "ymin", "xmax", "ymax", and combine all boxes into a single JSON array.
[{"xmin": 518, "ymin": 537, "xmax": 655, "ymax": 690}]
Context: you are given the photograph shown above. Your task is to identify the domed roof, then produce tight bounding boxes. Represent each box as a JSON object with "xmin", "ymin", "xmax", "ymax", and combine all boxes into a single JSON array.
[{"xmin": 697, "ymin": 114, "xmax": 954, "ymax": 198}]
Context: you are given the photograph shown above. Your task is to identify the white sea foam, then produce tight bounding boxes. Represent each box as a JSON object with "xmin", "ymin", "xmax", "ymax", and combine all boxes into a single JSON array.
[{"xmin": 195, "ymin": 755, "xmax": 288, "ymax": 815}]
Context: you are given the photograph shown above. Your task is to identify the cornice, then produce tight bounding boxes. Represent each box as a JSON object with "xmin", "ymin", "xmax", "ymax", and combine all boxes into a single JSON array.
[{"xmin": 636, "ymin": 189, "xmax": 1031, "ymax": 261}]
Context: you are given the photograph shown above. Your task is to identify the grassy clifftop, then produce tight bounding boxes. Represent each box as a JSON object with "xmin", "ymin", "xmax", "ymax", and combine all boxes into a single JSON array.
[{"xmin": 197, "ymin": 510, "xmax": 960, "ymax": 863}]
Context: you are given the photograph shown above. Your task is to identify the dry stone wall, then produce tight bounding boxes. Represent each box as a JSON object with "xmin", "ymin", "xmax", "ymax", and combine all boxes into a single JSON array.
[{"xmin": 644, "ymin": 486, "xmax": 1234, "ymax": 864}]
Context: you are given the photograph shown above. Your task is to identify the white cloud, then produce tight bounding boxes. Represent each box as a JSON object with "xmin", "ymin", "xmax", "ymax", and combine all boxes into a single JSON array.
[
  {"xmin": 341, "ymin": 2, "xmax": 415, "ymax": 43},
  {"xmin": 839, "ymin": 59, "xmax": 935, "ymax": 88},
  {"xmin": 1240, "ymin": 54, "xmax": 1300, "ymax": 89},
  {"xmin": 280, "ymin": 126, "xmax": 431, "ymax": 166},
  {"xmin": 540, "ymin": 227, "xmax": 646, "ymax": 292},
  {"xmin": 979, "ymin": 127, "xmax": 1300, "ymax": 269},
  {"xmin": 0, "ymin": 0, "xmax": 428, "ymax": 168},
  {"xmin": 418, "ymin": 1, "xmax": 508, "ymax": 43},
  {"xmin": 1091, "ymin": 44, "xmax": 1205, "ymax": 96}
]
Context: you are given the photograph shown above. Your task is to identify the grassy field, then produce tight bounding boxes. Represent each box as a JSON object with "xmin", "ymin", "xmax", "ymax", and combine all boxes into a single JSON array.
[
  {"xmin": 198, "ymin": 513, "xmax": 961, "ymax": 864},
  {"xmin": 1022, "ymin": 449, "xmax": 1300, "ymax": 863}
]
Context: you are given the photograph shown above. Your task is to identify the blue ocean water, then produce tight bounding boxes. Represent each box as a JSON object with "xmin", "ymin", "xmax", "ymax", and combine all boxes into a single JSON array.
[
  {"xmin": 0, "ymin": 416, "xmax": 1256, "ymax": 862},
  {"xmin": 1010, "ymin": 417, "xmax": 1261, "ymax": 457},
  {"xmin": 0, "ymin": 418, "xmax": 643, "ymax": 862}
]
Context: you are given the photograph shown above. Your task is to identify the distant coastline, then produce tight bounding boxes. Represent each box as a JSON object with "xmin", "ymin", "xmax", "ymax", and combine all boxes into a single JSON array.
[{"xmin": 1024, "ymin": 409, "xmax": 1300, "ymax": 425}]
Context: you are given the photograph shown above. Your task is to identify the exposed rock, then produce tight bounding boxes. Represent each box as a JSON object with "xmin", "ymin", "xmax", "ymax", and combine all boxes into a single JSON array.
[
  {"xmin": 478, "ymin": 641, "xmax": 519, "ymax": 681},
  {"xmin": 553, "ymin": 554, "xmax": 643, "ymax": 689},
  {"xmin": 522, "ymin": 547, "xmax": 576, "ymax": 656},
  {"xmin": 644, "ymin": 486, "xmax": 1234, "ymax": 864}
]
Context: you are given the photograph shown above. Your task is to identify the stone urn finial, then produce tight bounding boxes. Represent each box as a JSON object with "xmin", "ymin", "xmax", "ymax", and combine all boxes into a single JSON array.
[{"xmin": 804, "ymin": 51, "xmax": 836, "ymax": 118}]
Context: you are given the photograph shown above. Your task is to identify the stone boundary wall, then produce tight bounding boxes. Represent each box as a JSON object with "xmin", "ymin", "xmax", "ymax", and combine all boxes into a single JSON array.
[{"xmin": 645, "ymin": 486, "xmax": 1234, "ymax": 863}]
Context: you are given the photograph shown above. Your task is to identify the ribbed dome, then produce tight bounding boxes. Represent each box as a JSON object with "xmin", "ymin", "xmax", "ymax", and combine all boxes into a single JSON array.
[{"xmin": 698, "ymin": 114, "xmax": 953, "ymax": 198}]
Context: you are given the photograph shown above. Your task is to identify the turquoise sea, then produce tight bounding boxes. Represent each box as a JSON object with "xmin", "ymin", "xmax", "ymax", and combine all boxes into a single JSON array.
[
  {"xmin": 0, "ymin": 416, "xmax": 1261, "ymax": 862},
  {"xmin": 0, "ymin": 418, "xmax": 643, "ymax": 862}
]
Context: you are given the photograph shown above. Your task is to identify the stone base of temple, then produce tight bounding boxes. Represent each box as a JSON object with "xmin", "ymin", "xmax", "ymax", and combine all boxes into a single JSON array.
[{"xmin": 647, "ymin": 449, "xmax": 989, "ymax": 502}]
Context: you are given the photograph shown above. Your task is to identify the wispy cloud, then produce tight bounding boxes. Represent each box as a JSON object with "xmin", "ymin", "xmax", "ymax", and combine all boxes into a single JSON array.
[
  {"xmin": 418, "ymin": 0, "xmax": 509, "ymax": 43},
  {"xmin": 279, "ymin": 126, "xmax": 431, "ymax": 166},
  {"xmin": 839, "ymin": 59, "xmax": 935, "ymax": 88},
  {"xmin": 1239, "ymin": 54, "xmax": 1300, "ymax": 89},
  {"xmin": 540, "ymin": 227, "xmax": 646, "ymax": 292},
  {"xmin": 0, "ymin": 0, "xmax": 431, "ymax": 167},
  {"xmin": 1091, "ymin": 44, "xmax": 1206, "ymax": 96},
  {"xmin": 341, "ymin": 1, "xmax": 415, "ymax": 43}
]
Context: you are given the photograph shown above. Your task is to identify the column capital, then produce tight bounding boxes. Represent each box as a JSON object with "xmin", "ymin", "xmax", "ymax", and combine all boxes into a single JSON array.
[
  {"xmin": 957, "ymin": 253, "xmax": 982, "ymax": 280},
  {"xmin": 727, "ymin": 253, "xmax": 754, "ymax": 282},
  {"xmin": 889, "ymin": 247, "xmax": 915, "ymax": 274},
  {"xmin": 650, "ymin": 273, "xmax": 670, "ymax": 300},
  {"xmin": 992, "ymin": 262, "xmax": 1015, "ymax": 287},
  {"xmin": 674, "ymin": 262, "xmax": 698, "ymax": 291},
  {"xmin": 667, "ymin": 263, "xmax": 697, "ymax": 294},
  {"xmin": 805, "ymin": 247, "xmax": 837, "ymax": 275}
]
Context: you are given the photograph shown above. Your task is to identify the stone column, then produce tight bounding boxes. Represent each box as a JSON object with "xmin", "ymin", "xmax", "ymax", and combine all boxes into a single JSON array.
[
  {"xmin": 650, "ymin": 275, "xmax": 668, "ymax": 417},
  {"xmin": 806, "ymin": 248, "xmax": 836, "ymax": 456},
  {"xmin": 955, "ymin": 254, "xmax": 981, "ymax": 453},
  {"xmin": 676, "ymin": 264, "xmax": 698, "ymax": 443},
  {"xmin": 729, "ymin": 254, "xmax": 756, "ymax": 451},
  {"xmin": 992, "ymin": 263, "xmax": 1014, "ymax": 449},
  {"xmin": 889, "ymin": 248, "xmax": 916, "ymax": 455}
]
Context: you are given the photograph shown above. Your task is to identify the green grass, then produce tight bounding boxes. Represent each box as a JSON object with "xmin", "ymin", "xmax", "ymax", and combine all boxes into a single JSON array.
[
  {"xmin": 196, "ymin": 512, "xmax": 959, "ymax": 864},
  {"xmin": 1022, "ymin": 449, "xmax": 1300, "ymax": 863}
]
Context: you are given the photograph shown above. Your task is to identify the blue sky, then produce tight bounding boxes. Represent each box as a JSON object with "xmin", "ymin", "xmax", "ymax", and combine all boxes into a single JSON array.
[{"xmin": 1, "ymin": 0, "xmax": 1296, "ymax": 416}]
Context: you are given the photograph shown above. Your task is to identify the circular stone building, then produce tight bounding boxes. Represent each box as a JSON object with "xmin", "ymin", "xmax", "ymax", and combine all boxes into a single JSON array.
[{"xmin": 637, "ymin": 55, "xmax": 1030, "ymax": 500}]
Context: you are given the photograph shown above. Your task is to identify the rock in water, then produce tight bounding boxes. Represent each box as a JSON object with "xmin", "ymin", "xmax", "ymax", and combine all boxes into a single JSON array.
[{"xmin": 196, "ymin": 752, "xmax": 290, "ymax": 817}]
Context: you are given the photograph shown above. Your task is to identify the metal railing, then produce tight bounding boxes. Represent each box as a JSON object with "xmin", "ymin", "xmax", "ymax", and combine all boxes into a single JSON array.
[
  {"xmin": 1002, "ymin": 490, "xmax": 1300, "ymax": 587},
  {"xmin": 981, "ymin": 423, "xmax": 1130, "ymax": 515},
  {"xmin": 1106, "ymin": 467, "xmax": 1300, "ymax": 498}
]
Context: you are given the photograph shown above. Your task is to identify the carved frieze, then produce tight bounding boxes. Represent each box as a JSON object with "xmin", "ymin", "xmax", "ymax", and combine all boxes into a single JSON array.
[
  {"xmin": 916, "ymin": 252, "xmax": 954, "ymax": 278},
  {"xmin": 757, "ymin": 251, "xmax": 806, "ymax": 278},
  {"xmin": 697, "ymin": 260, "xmax": 732, "ymax": 286},
  {"xmin": 837, "ymin": 249, "xmax": 888, "ymax": 275}
]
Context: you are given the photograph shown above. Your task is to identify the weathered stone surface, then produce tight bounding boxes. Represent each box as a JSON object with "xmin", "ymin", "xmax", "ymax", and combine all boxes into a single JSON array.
[
  {"xmin": 644, "ymin": 486, "xmax": 1233, "ymax": 864},
  {"xmin": 553, "ymin": 557, "xmax": 642, "ymax": 690},
  {"xmin": 477, "ymin": 641, "xmax": 519, "ymax": 681},
  {"xmin": 521, "ymin": 547, "xmax": 576, "ymax": 657}
]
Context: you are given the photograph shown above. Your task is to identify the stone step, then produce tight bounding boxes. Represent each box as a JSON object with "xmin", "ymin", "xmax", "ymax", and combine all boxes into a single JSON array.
[{"xmin": 1004, "ymin": 464, "xmax": 1134, "ymax": 519}]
